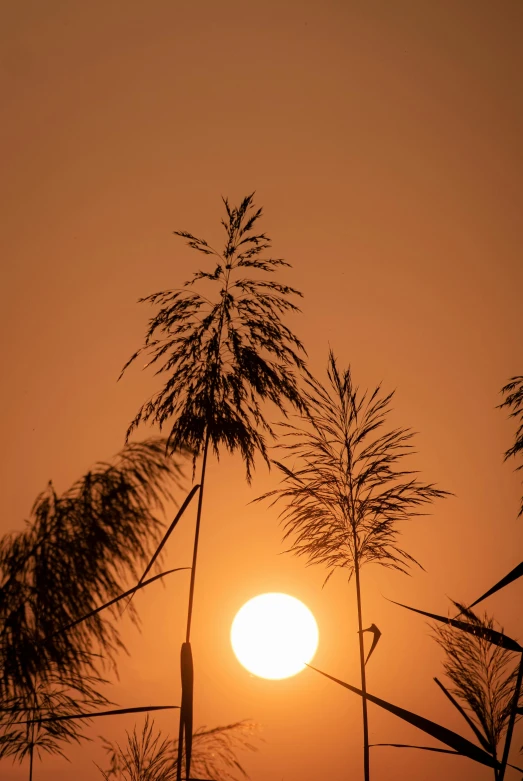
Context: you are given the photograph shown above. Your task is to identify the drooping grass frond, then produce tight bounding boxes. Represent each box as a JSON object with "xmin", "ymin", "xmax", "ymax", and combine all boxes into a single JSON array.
[
  {"xmin": 120, "ymin": 193, "xmax": 307, "ymax": 481},
  {"xmin": 432, "ymin": 601, "xmax": 521, "ymax": 756},
  {"xmin": 0, "ymin": 439, "xmax": 186, "ymax": 699},
  {"xmin": 98, "ymin": 716, "xmax": 258, "ymax": 781},
  {"xmin": 0, "ymin": 670, "xmax": 110, "ymax": 764},
  {"xmin": 499, "ymin": 376, "xmax": 523, "ymax": 517},
  {"xmin": 259, "ymin": 351, "xmax": 449, "ymax": 581}
]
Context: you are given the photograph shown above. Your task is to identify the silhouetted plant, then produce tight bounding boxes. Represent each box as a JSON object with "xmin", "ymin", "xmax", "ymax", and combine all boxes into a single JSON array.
[
  {"xmin": 0, "ymin": 438, "xmax": 185, "ymax": 700},
  {"xmin": 499, "ymin": 376, "xmax": 523, "ymax": 517},
  {"xmin": 431, "ymin": 601, "xmax": 521, "ymax": 780},
  {"xmin": 0, "ymin": 439, "xmax": 186, "ymax": 779},
  {"xmin": 259, "ymin": 352, "xmax": 449, "ymax": 781},
  {"xmin": 119, "ymin": 193, "xmax": 306, "ymax": 778},
  {"xmin": 97, "ymin": 716, "xmax": 258, "ymax": 781},
  {"xmin": 384, "ymin": 597, "xmax": 523, "ymax": 779},
  {"xmin": 0, "ymin": 670, "xmax": 109, "ymax": 781}
]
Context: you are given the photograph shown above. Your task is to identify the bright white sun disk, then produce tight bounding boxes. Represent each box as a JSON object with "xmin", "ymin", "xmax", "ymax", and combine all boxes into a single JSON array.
[{"xmin": 231, "ymin": 593, "xmax": 319, "ymax": 679}]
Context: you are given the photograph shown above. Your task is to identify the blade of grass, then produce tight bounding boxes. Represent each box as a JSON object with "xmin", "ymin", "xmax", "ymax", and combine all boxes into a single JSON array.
[
  {"xmin": 387, "ymin": 599, "xmax": 522, "ymax": 652},
  {"xmin": 19, "ymin": 705, "xmax": 179, "ymax": 724},
  {"xmin": 123, "ymin": 484, "xmax": 200, "ymax": 615},
  {"xmin": 370, "ymin": 743, "xmax": 459, "ymax": 755},
  {"xmin": 371, "ymin": 746, "xmax": 523, "ymax": 775},
  {"xmin": 307, "ymin": 664, "xmax": 499, "ymax": 769},
  {"xmin": 361, "ymin": 624, "xmax": 381, "ymax": 665},
  {"xmin": 433, "ymin": 677, "xmax": 492, "ymax": 753},
  {"xmin": 468, "ymin": 562, "xmax": 523, "ymax": 609},
  {"xmin": 54, "ymin": 568, "xmax": 190, "ymax": 635}
]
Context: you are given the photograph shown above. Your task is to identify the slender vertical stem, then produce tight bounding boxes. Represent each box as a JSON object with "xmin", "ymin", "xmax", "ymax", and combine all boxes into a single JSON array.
[
  {"xmin": 28, "ymin": 742, "xmax": 34, "ymax": 781},
  {"xmin": 176, "ymin": 703, "xmax": 184, "ymax": 781},
  {"xmin": 498, "ymin": 651, "xmax": 523, "ymax": 781},
  {"xmin": 493, "ymin": 741, "xmax": 499, "ymax": 781},
  {"xmin": 178, "ymin": 429, "xmax": 211, "ymax": 780},
  {"xmin": 354, "ymin": 561, "xmax": 370, "ymax": 781},
  {"xmin": 185, "ymin": 430, "xmax": 210, "ymax": 643}
]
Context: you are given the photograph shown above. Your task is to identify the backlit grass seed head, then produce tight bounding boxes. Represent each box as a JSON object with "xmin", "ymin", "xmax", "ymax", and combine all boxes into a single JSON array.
[{"xmin": 120, "ymin": 193, "xmax": 307, "ymax": 481}]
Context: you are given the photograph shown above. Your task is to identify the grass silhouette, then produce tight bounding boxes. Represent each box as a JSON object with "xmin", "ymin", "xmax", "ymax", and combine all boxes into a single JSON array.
[
  {"xmin": 0, "ymin": 440, "xmax": 186, "ymax": 779},
  {"xmin": 120, "ymin": 193, "xmax": 306, "ymax": 778},
  {"xmin": 97, "ymin": 716, "xmax": 258, "ymax": 781},
  {"xmin": 258, "ymin": 352, "xmax": 449, "ymax": 781}
]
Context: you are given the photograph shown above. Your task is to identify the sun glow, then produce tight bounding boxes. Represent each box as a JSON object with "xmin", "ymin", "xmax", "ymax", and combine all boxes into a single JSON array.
[{"xmin": 231, "ymin": 593, "xmax": 319, "ymax": 680}]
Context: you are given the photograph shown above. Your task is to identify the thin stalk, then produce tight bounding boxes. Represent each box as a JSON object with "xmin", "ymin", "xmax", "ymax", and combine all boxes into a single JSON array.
[
  {"xmin": 185, "ymin": 429, "xmax": 211, "ymax": 644},
  {"xmin": 176, "ymin": 704, "xmax": 184, "ymax": 781},
  {"xmin": 498, "ymin": 651, "xmax": 523, "ymax": 781},
  {"xmin": 28, "ymin": 687, "xmax": 36, "ymax": 781},
  {"xmin": 354, "ymin": 560, "xmax": 370, "ymax": 781},
  {"xmin": 178, "ymin": 429, "xmax": 211, "ymax": 781}
]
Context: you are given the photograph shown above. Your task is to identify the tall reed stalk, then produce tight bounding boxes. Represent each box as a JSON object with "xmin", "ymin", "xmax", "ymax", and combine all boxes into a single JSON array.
[
  {"xmin": 120, "ymin": 194, "xmax": 306, "ymax": 779},
  {"xmin": 259, "ymin": 352, "xmax": 449, "ymax": 781}
]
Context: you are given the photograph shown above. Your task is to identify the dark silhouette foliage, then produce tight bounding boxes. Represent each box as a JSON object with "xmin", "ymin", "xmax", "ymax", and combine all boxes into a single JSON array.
[
  {"xmin": 261, "ymin": 352, "xmax": 448, "ymax": 582},
  {"xmin": 120, "ymin": 192, "xmax": 307, "ymax": 481},
  {"xmin": 432, "ymin": 601, "xmax": 521, "ymax": 771},
  {"xmin": 0, "ymin": 439, "xmax": 185, "ymax": 775},
  {"xmin": 499, "ymin": 376, "xmax": 523, "ymax": 517},
  {"xmin": 97, "ymin": 716, "xmax": 258, "ymax": 781},
  {"xmin": 119, "ymin": 194, "xmax": 307, "ymax": 779},
  {"xmin": 259, "ymin": 351, "xmax": 449, "ymax": 781}
]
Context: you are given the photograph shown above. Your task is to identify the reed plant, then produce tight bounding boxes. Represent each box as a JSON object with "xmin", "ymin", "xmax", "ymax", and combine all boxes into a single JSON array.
[
  {"xmin": 120, "ymin": 193, "xmax": 306, "ymax": 778},
  {"xmin": 97, "ymin": 716, "xmax": 258, "ymax": 781},
  {"xmin": 259, "ymin": 352, "xmax": 449, "ymax": 781},
  {"xmin": 0, "ymin": 439, "xmax": 186, "ymax": 779},
  {"xmin": 430, "ymin": 601, "xmax": 521, "ymax": 781}
]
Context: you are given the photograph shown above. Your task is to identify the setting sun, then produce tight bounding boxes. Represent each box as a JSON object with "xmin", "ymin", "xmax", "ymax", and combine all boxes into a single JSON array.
[{"xmin": 231, "ymin": 593, "xmax": 319, "ymax": 680}]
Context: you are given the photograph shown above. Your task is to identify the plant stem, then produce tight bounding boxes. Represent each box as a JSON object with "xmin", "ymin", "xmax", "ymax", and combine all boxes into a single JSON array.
[
  {"xmin": 498, "ymin": 651, "xmax": 523, "ymax": 781},
  {"xmin": 29, "ymin": 743, "xmax": 33, "ymax": 781},
  {"xmin": 178, "ymin": 429, "xmax": 211, "ymax": 780},
  {"xmin": 354, "ymin": 560, "xmax": 370, "ymax": 781},
  {"xmin": 176, "ymin": 702, "xmax": 184, "ymax": 781},
  {"xmin": 185, "ymin": 430, "xmax": 210, "ymax": 643}
]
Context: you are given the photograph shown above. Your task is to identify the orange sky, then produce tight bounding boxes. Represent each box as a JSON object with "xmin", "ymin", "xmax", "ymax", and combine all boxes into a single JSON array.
[{"xmin": 1, "ymin": 2, "xmax": 522, "ymax": 779}]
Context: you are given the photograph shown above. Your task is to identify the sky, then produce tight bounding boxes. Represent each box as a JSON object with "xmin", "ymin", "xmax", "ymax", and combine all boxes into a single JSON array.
[{"xmin": 1, "ymin": 1, "xmax": 522, "ymax": 779}]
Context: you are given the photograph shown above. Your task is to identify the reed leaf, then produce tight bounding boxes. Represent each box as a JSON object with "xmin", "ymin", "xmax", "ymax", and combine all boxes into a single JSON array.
[
  {"xmin": 388, "ymin": 599, "xmax": 522, "ymax": 652},
  {"xmin": 371, "ymin": 743, "xmax": 523, "ymax": 772},
  {"xmin": 23, "ymin": 705, "xmax": 179, "ymax": 725},
  {"xmin": 55, "ymin": 568, "xmax": 190, "ymax": 636},
  {"xmin": 361, "ymin": 624, "xmax": 381, "ymax": 665},
  {"xmin": 469, "ymin": 562, "xmax": 523, "ymax": 609},
  {"xmin": 124, "ymin": 486, "xmax": 200, "ymax": 615},
  {"xmin": 370, "ymin": 743, "xmax": 459, "ymax": 755},
  {"xmin": 307, "ymin": 663, "xmax": 499, "ymax": 769}
]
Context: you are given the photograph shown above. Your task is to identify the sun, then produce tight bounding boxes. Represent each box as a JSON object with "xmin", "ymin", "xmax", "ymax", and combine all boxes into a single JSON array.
[{"xmin": 231, "ymin": 593, "xmax": 319, "ymax": 680}]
